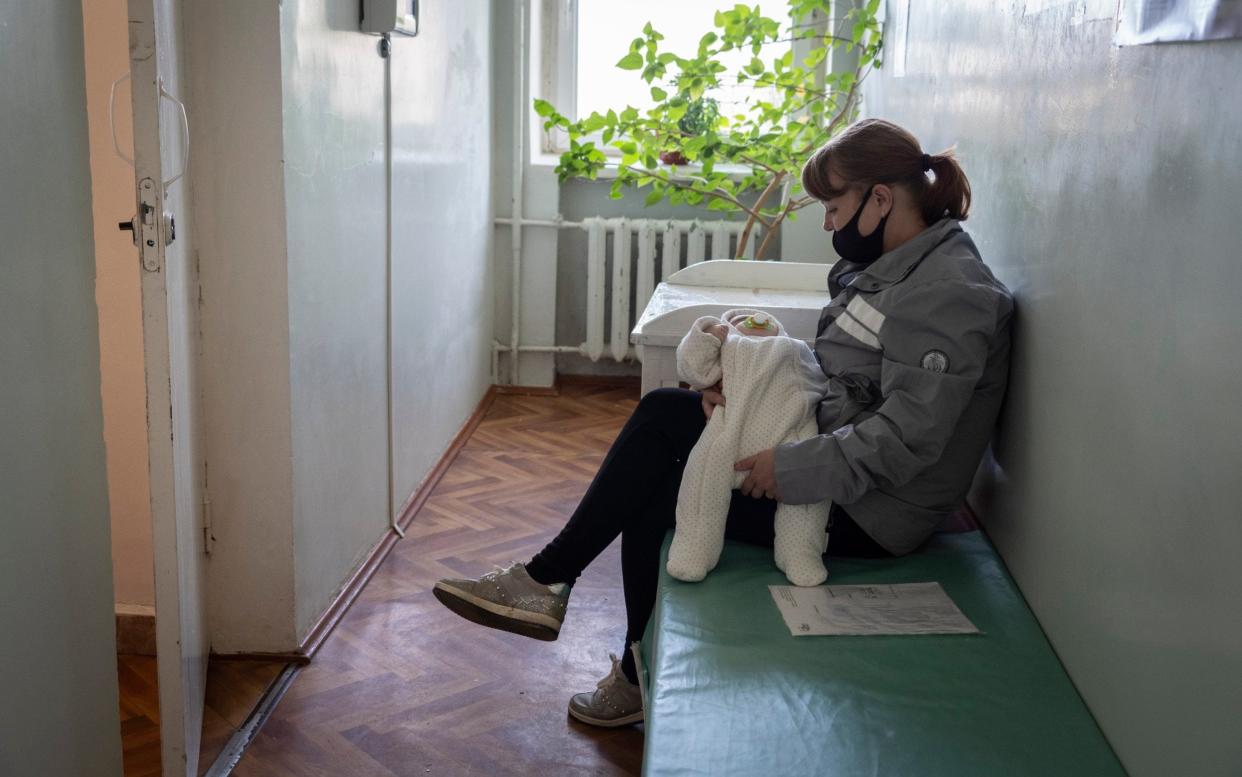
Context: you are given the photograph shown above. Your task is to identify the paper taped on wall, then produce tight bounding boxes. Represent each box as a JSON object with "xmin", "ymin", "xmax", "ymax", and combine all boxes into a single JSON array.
[{"xmin": 1116, "ymin": 0, "xmax": 1242, "ymax": 45}]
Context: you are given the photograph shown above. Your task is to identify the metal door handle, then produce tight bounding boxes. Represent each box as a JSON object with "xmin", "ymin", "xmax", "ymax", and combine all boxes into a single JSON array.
[
  {"xmin": 159, "ymin": 78, "xmax": 190, "ymax": 191},
  {"xmin": 109, "ymin": 72, "xmax": 190, "ymax": 193},
  {"xmin": 109, "ymin": 73, "xmax": 134, "ymax": 168}
]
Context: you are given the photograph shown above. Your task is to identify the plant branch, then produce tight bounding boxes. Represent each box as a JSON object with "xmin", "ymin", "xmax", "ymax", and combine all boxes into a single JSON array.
[
  {"xmin": 736, "ymin": 171, "xmax": 785, "ymax": 258},
  {"xmin": 769, "ymin": 34, "xmax": 858, "ymax": 46},
  {"xmin": 624, "ymin": 165, "xmax": 772, "ymax": 226},
  {"xmin": 738, "ymin": 154, "xmax": 781, "ymax": 175},
  {"xmin": 755, "ymin": 207, "xmax": 785, "ymax": 258},
  {"xmin": 794, "ymin": 66, "xmax": 866, "ymax": 158},
  {"xmin": 741, "ymin": 73, "xmax": 839, "ymax": 100}
]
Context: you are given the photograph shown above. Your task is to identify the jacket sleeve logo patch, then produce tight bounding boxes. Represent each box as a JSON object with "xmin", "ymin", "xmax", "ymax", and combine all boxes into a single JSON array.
[{"xmin": 920, "ymin": 350, "xmax": 950, "ymax": 373}]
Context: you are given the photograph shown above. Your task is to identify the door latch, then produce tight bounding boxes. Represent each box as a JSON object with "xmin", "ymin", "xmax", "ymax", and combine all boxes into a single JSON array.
[
  {"xmin": 117, "ymin": 213, "xmax": 171, "ymax": 246},
  {"xmin": 129, "ymin": 180, "xmax": 175, "ymax": 269},
  {"xmin": 137, "ymin": 178, "xmax": 160, "ymax": 272},
  {"xmin": 118, "ymin": 218, "xmax": 137, "ymax": 246}
]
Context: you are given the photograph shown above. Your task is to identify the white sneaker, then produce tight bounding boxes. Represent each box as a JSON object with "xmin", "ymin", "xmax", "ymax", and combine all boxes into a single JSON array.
[
  {"xmin": 567, "ymin": 654, "xmax": 644, "ymax": 728},
  {"xmin": 433, "ymin": 562, "xmax": 570, "ymax": 641}
]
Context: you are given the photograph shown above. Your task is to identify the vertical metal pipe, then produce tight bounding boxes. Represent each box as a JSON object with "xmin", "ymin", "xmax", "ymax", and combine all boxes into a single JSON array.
[
  {"xmin": 610, "ymin": 219, "xmax": 631, "ymax": 363},
  {"xmin": 383, "ymin": 35, "xmax": 404, "ymax": 539},
  {"xmin": 585, "ymin": 218, "xmax": 605, "ymax": 361},
  {"xmin": 662, "ymin": 221, "xmax": 681, "ymax": 281},
  {"xmin": 508, "ymin": 1, "xmax": 527, "ymax": 385},
  {"xmin": 688, "ymin": 222, "xmax": 707, "ymax": 265}
]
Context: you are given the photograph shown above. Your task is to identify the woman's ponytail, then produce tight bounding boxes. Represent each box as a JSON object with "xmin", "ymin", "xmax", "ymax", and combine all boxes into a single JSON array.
[
  {"xmin": 922, "ymin": 149, "xmax": 971, "ymax": 223},
  {"xmin": 801, "ymin": 119, "xmax": 973, "ymax": 225}
]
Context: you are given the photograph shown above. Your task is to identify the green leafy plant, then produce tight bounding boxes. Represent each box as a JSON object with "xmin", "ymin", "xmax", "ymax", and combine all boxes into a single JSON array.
[
  {"xmin": 660, "ymin": 96, "xmax": 720, "ymax": 165},
  {"xmin": 678, "ymin": 95, "xmax": 720, "ymax": 136},
  {"xmin": 535, "ymin": 1, "xmax": 883, "ymax": 259}
]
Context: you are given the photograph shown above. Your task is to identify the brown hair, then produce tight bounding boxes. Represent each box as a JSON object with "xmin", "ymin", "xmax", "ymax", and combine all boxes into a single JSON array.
[{"xmin": 801, "ymin": 118, "xmax": 972, "ymax": 224}]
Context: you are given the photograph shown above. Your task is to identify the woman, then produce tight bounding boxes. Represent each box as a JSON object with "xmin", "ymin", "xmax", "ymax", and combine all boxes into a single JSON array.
[{"xmin": 433, "ymin": 118, "xmax": 1014, "ymax": 728}]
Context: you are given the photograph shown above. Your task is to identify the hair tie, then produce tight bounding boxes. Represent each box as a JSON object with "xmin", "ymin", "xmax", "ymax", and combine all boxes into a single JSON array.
[{"xmin": 921, "ymin": 153, "xmax": 933, "ymax": 171}]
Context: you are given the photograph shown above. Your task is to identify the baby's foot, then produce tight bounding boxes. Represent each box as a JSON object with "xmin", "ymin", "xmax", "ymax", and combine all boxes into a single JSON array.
[
  {"xmin": 665, "ymin": 556, "xmax": 709, "ymax": 582},
  {"xmin": 776, "ymin": 552, "xmax": 828, "ymax": 587},
  {"xmin": 667, "ymin": 531, "xmax": 721, "ymax": 582}
]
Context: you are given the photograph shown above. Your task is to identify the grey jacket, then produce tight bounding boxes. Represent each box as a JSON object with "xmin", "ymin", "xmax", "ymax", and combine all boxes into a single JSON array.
[{"xmin": 773, "ymin": 218, "xmax": 1013, "ymax": 555}]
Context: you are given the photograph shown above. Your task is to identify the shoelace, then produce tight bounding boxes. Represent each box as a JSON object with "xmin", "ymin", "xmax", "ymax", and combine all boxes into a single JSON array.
[
  {"xmin": 597, "ymin": 653, "xmax": 624, "ymax": 689},
  {"xmin": 485, "ymin": 563, "xmax": 566, "ymax": 597},
  {"xmin": 483, "ymin": 562, "xmax": 518, "ymax": 580}
]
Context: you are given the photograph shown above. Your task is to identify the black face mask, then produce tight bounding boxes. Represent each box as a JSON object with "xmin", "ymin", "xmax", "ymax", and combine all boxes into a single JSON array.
[{"xmin": 832, "ymin": 185, "xmax": 889, "ymax": 265}]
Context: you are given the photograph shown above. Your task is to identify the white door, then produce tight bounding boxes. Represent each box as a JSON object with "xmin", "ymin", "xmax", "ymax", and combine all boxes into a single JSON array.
[{"xmin": 125, "ymin": 0, "xmax": 209, "ymax": 773}]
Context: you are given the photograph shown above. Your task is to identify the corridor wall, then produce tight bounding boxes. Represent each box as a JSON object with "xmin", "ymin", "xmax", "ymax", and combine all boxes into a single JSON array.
[
  {"xmin": 863, "ymin": 5, "xmax": 1242, "ymax": 775},
  {"xmin": 188, "ymin": 0, "xmax": 495, "ymax": 651},
  {"xmin": 282, "ymin": 0, "xmax": 495, "ymax": 638},
  {"xmin": 0, "ymin": 1, "xmax": 123, "ymax": 773}
]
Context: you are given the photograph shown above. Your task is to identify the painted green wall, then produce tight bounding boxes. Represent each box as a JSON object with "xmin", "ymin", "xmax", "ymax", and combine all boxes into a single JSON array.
[
  {"xmin": 0, "ymin": 1, "xmax": 123, "ymax": 775},
  {"xmin": 864, "ymin": 4, "xmax": 1242, "ymax": 775}
]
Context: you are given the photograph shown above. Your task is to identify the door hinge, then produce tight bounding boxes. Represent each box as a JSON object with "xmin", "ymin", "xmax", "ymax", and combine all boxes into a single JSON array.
[{"xmin": 202, "ymin": 496, "xmax": 216, "ymax": 557}]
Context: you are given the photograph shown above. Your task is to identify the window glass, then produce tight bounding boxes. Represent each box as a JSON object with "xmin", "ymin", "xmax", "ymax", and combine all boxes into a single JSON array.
[{"xmin": 575, "ymin": 0, "xmax": 789, "ymax": 121}]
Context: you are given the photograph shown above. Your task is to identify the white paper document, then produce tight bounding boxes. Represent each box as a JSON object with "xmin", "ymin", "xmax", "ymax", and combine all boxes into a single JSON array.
[
  {"xmin": 1116, "ymin": 0, "xmax": 1242, "ymax": 45},
  {"xmin": 768, "ymin": 582, "xmax": 979, "ymax": 637}
]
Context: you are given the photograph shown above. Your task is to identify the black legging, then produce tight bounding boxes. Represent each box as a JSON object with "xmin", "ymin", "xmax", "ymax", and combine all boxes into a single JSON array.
[{"xmin": 525, "ymin": 387, "xmax": 892, "ymax": 659}]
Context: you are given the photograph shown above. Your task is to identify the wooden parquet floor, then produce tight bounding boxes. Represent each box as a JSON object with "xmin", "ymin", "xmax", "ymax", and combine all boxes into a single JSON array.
[
  {"xmin": 235, "ymin": 379, "xmax": 645, "ymax": 777},
  {"xmin": 117, "ymin": 654, "xmax": 288, "ymax": 776}
]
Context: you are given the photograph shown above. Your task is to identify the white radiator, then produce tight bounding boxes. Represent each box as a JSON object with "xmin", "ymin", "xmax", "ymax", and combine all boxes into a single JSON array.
[{"xmin": 582, "ymin": 218, "xmax": 760, "ymax": 362}]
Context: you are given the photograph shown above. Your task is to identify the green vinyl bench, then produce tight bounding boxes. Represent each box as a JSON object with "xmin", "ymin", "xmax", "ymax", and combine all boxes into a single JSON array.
[{"xmin": 637, "ymin": 529, "xmax": 1126, "ymax": 777}]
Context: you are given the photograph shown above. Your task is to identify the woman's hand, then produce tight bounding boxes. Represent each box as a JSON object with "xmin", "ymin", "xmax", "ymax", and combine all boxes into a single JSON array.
[
  {"xmin": 701, "ymin": 382, "xmax": 725, "ymax": 419},
  {"xmin": 735, "ymin": 448, "xmax": 781, "ymax": 501}
]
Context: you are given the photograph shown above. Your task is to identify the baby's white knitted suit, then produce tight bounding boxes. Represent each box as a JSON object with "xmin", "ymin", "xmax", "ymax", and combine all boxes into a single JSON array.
[{"xmin": 669, "ymin": 308, "xmax": 832, "ymax": 586}]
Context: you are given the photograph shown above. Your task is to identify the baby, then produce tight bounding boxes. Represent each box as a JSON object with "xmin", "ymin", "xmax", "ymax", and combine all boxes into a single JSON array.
[{"xmin": 669, "ymin": 308, "xmax": 833, "ymax": 586}]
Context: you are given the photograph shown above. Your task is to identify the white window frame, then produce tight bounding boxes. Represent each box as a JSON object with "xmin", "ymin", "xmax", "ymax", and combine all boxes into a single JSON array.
[{"xmin": 532, "ymin": 0, "xmax": 579, "ymax": 158}]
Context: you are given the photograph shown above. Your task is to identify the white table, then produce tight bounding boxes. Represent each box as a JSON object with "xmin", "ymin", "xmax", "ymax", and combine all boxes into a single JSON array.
[{"xmin": 630, "ymin": 260, "xmax": 834, "ymax": 397}]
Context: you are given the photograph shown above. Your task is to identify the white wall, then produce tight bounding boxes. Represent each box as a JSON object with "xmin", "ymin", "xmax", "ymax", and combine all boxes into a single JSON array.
[
  {"xmin": 490, "ymin": 0, "xmax": 559, "ymax": 386},
  {"xmin": 864, "ymin": 4, "xmax": 1242, "ymax": 775},
  {"xmin": 189, "ymin": 0, "xmax": 495, "ymax": 650},
  {"xmin": 82, "ymin": 0, "xmax": 156, "ymax": 611},
  {"xmin": 384, "ymin": 2, "xmax": 494, "ymax": 584},
  {"xmin": 187, "ymin": 0, "xmax": 297, "ymax": 653},
  {"xmin": 0, "ymin": 1, "xmax": 124, "ymax": 774},
  {"xmin": 280, "ymin": 0, "xmax": 391, "ymax": 639},
  {"xmin": 282, "ymin": 0, "xmax": 495, "ymax": 637}
]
